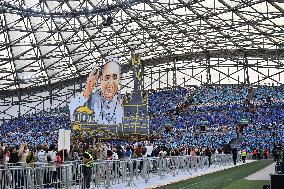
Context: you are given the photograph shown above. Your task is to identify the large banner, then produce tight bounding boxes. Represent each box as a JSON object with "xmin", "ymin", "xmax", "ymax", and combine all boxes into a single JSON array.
[
  {"xmin": 69, "ymin": 56, "xmax": 149, "ymax": 138},
  {"xmin": 58, "ymin": 129, "xmax": 71, "ymax": 152}
]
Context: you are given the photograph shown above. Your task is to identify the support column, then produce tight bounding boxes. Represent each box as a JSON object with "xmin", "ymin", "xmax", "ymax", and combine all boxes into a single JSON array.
[
  {"xmin": 150, "ymin": 68, "xmax": 153, "ymax": 90},
  {"xmin": 244, "ymin": 54, "xmax": 250, "ymax": 85},
  {"xmin": 173, "ymin": 59, "xmax": 177, "ymax": 87},
  {"xmin": 43, "ymin": 97, "xmax": 45, "ymax": 112},
  {"xmin": 206, "ymin": 53, "xmax": 211, "ymax": 84},
  {"xmin": 158, "ymin": 69, "xmax": 161, "ymax": 89},
  {"xmin": 18, "ymin": 93, "xmax": 21, "ymax": 117},
  {"xmin": 166, "ymin": 69, "xmax": 169, "ymax": 88},
  {"xmin": 49, "ymin": 89, "xmax": 53, "ymax": 107}
]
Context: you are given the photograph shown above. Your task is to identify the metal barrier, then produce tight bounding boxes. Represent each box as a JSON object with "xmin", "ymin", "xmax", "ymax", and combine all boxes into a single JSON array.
[
  {"xmin": 211, "ymin": 154, "xmax": 232, "ymax": 167},
  {"xmin": 0, "ymin": 165, "xmax": 33, "ymax": 189},
  {"xmin": 0, "ymin": 154, "xmax": 234, "ymax": 189}
]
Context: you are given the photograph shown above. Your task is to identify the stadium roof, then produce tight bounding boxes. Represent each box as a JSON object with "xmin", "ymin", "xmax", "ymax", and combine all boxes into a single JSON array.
[{"xmin": 0, "ymin": 0, "xmax": 284, "ymax": 94}]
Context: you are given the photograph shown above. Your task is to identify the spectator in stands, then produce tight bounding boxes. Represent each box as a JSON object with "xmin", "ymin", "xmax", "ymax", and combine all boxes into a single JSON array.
[
  {"xmin": 47, "ymin": 144, "xmax": 57, "ymax": 164},
  {"xmin": 135, "ymin": 144, "xmax": 143, "ymax": 158},
  {"xmin": 69, "ymin": 145, "xmax": 81, "ymax": 161},
  {"xmin": 159, "ymin": 147, "xmax": 167, "ymax": 158},
  {"xmin": 46, "ymin": 144, "xmax": 57, "ymax": 186},
  {"xmin": 91, "ymin": 143, "xmax": 100, "ymax": 160},
  {"xmin": 3, "ymin": 147, "xmax": 10, "ymax": 164},
  {"xmin": 18, "ymin": 143, "xmax": 29, "ymax": 165},
  {"xmin": 26, "ymin": 148, "xmax": 36, "ymax": 164},
  {"xmin": 0, "ymin": 143, "xmax": 6, "ymax": 164},
  {"xmin": 190, "ymin": 148, "xmax": 196, "ymax": 156},
  {"xmin": 8, "ymin": 146, "xmax": 19, "ymax": 164},
  {"xmin": 37, "ymin": 145, "xmax": 47, "ymax": 163},
  {"xmin": 125, "ymin": 146, "xmax": 132, "ymax": 159},
  {"xmin": 116, "ymin": 145, "xmax": 125, "ymax": 160},
  {"xmin": 106, "ymin": 150, "xmax": 113, "ymax": 160},
  {"xmin": 112, "ymin": 146, "xmax": 119, "ymax": 160}
]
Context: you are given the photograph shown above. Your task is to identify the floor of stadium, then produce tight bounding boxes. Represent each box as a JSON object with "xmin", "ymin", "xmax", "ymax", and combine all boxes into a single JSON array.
[
  {"xmin": 100, "ymin": 160, "xmax": 258, "ymax": 189},
  {"xmin": 90, "ymin": 160, "xmax": 275, "ymax": 189},
  {"xmin": 245, "ymin": 162, "xmax": 275, "ymax": 181},
  {"xmin": 156, "ymin": 160, "xmax": 274, "ymax": 189}
]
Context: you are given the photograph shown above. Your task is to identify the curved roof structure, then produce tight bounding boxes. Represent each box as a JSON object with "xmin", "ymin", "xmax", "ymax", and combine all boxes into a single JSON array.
[{"xmin": 0, "ymin": 0, "xmax": 284, "ymax": 95}]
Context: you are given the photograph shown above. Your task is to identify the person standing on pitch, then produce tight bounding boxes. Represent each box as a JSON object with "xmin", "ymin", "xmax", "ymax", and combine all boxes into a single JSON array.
[
  {"xmin": 241, "ymin": 148, "xmax": 247, "ymax": 163},
  {"xmin": 82, "ymin": 151, "xmax": 94, "ymax": 189},
  {"xmin": 232, "ymin": 148, "xmax": 238, "ymax": 165}
]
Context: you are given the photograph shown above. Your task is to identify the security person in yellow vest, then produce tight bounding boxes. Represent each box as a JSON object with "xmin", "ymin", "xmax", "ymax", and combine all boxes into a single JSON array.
[
  {"xmin": 82, "ymin": 152, "xmax": 94, "ymax": 189},
  {"xmin": 241, "ymin": 149, "xmax": 247, "ymax": 163}
]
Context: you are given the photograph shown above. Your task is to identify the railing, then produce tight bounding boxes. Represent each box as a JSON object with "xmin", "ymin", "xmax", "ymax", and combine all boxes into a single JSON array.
[{"xmin": 0, "ymin": 154, "xmax": 234, "ymax": 189}]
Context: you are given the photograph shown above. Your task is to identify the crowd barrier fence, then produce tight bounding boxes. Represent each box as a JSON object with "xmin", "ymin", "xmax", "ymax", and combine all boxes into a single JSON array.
[{"xmin": 0, "ymin": 154, "xmax": 234, "ymax": 189}]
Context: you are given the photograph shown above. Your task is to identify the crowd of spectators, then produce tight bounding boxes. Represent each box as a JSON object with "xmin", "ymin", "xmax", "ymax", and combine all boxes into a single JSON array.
[
  {"xmin": 0, "ymin": 107, "xmax": 70, "ymax": 147},
  {"xmin": 1, "ymin": 85, "xmax": 284, "ymax": 163},
  {"xmin": 192, "ymin": 85, "xmax": 249, "ymax": 104},
  {"xmin": 148, "ymin": 87, "xmax": 188, "ymax": 114},
  {"xmin": 150, "ymin": 85, "xmax": 284, "ymax": 154},
  {"xmin": 0, "ymin": 138, "xmax": 218, "ymax": 168},
  {"xmin": 254, "ymin": 85, "xmax": 284, "ymax": 101}
]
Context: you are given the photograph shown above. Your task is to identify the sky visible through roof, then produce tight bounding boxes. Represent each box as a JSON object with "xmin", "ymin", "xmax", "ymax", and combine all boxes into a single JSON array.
[{"xmin": 0, "ymin": 0, "xmax": 283, "ymax": 92}]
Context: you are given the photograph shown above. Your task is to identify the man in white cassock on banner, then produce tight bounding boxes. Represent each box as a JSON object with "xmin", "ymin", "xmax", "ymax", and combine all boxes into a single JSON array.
[{"xmin": 69, "ymin": 58, "xmax": 123, "ymax": 125}]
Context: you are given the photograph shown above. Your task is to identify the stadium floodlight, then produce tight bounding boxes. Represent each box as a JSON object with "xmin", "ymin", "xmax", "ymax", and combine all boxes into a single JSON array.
[{"xmin": 102, "ymin": 16, "xmax": 113, "ymax": 26}]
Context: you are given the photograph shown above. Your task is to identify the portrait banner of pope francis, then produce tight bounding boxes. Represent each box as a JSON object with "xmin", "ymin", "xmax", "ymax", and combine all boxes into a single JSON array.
[{"xmin": 69, "ymin": 57, "xmax": 123, "ymax": 128}]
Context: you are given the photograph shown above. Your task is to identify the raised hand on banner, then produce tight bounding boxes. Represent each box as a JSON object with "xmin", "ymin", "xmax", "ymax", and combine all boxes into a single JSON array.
[{"xmin": 83, "ymin": 68, "xmax": 100, "ymax": 98}]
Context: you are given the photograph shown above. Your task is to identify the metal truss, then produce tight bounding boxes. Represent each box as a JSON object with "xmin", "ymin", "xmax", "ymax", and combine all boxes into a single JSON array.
[{"xmin": 0, "ymin": 0, "xmax": 284, "ymax": 120}]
